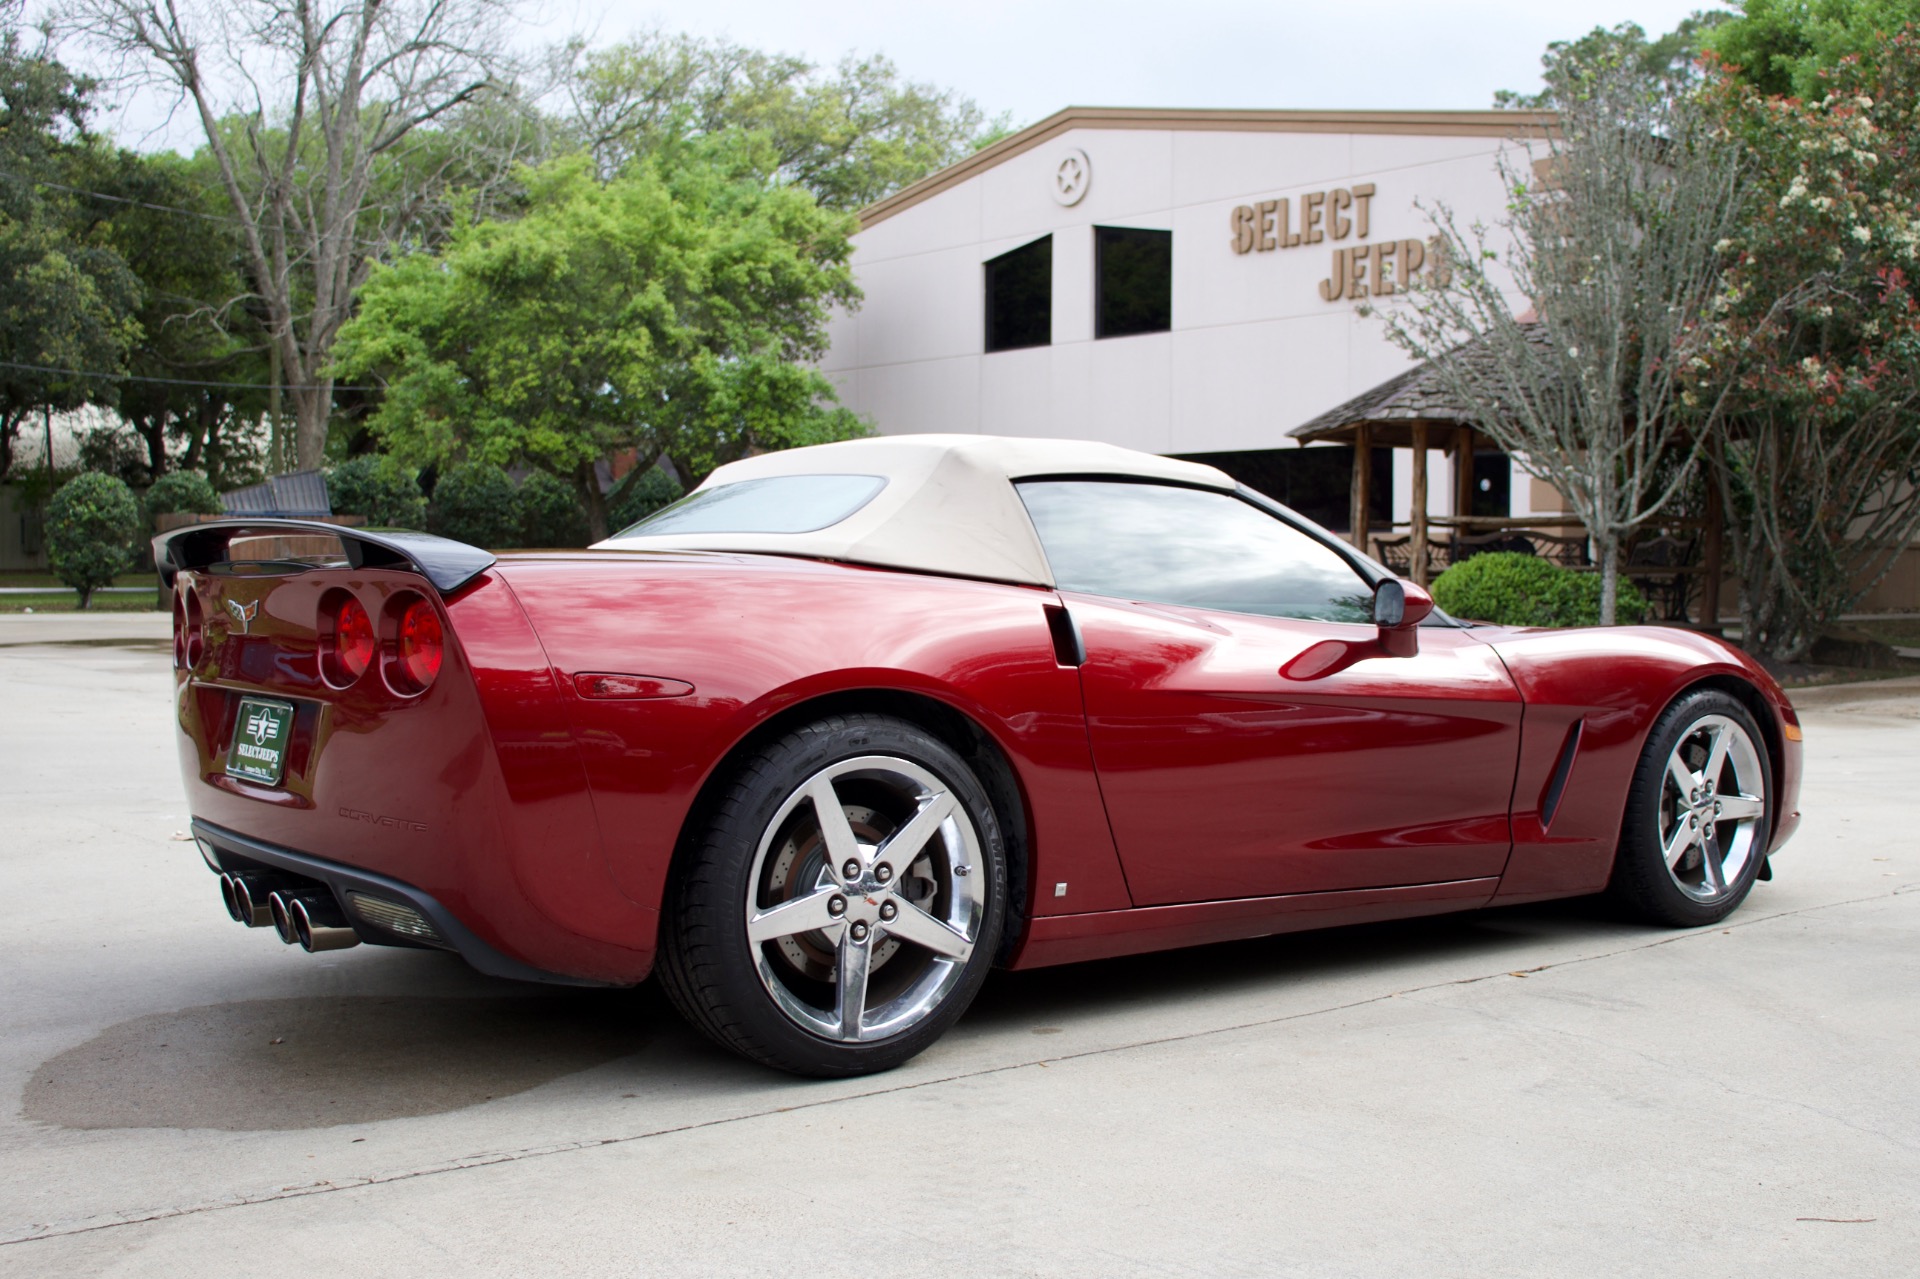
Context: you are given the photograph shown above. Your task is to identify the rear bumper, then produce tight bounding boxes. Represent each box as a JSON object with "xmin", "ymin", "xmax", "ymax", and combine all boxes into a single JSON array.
[{"xmin": 194, "ymin": 819, "xmax": 619, "ymax": 987}]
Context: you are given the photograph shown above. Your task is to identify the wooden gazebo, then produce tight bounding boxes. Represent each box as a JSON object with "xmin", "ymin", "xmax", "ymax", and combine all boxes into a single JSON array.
[
  {"xmin": 1289, "ymin": 358, "xmax": 1723, "ymax": 625},
  {"xmin": 1289, "ymin": 359, "xmax": 1494, "ymax": 587}
]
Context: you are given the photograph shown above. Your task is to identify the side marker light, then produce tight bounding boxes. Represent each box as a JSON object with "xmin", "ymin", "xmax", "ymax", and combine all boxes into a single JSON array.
[{"xmin": 574, "ymin": 672, "xmax": 695, "ymax": 700}]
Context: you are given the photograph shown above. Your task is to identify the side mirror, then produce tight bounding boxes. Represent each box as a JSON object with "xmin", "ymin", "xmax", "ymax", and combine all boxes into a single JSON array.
[{"xmin": 1373, "ymin": 578, "xmax": 1433, "ymax": 657}]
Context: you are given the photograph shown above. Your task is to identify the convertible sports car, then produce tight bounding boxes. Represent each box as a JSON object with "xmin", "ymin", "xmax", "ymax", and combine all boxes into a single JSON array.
[{"xmin": 158, "ymin": 435, "xmax": 1803, "ymax": 1076}]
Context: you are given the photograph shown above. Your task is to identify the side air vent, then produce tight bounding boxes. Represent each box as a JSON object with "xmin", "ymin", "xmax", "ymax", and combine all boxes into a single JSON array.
[{"xmin": 1539, "ymin": 719, "xmax": 1585, "ymax": 830}]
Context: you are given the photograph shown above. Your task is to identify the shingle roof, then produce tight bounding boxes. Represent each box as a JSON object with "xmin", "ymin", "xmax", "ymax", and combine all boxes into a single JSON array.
[
  {"xmin": 1289, "ymin": 324, "xmax": 1553, "ymax": 447},
  {"xmin": 221, "ymin": 470, "xmax": 332, "ymax": 519}
]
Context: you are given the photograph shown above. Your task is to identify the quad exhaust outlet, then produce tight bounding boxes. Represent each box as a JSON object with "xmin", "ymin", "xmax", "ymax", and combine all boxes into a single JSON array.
[{"xmin": 217, "ymin": 873, "xmax": 362, "ymax": 952}]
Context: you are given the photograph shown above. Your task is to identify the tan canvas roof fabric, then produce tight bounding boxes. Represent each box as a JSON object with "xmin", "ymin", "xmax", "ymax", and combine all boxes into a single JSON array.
[{"xmin": 596, "ymin": 434, "xmax": 1237, "ymax": 587}]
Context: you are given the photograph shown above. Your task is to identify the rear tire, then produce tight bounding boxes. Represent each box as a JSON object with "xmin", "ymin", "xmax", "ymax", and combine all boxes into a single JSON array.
[
  {"xmin": 1609, "ymin": 688, "xmax": 1772, "ymax": 927},
  {"xmin": 656, "ymin": 713, "xmax": 1007, "ymax": 1077}
]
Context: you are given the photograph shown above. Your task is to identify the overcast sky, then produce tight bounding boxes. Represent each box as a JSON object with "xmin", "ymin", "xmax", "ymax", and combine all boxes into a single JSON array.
[
  {"xmin": 70, "ymin": 0, "xmax": 1728, "ymax": 151},
  {"xmin": 533, "ymin": 0, "xmax": 1725, "ymax": 125}
]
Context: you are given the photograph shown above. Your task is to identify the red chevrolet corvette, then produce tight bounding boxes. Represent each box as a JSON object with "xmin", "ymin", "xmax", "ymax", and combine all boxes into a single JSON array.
[{"xmin": 158, "ymin": 435, "xmax": 1802, "ymax": 1076}]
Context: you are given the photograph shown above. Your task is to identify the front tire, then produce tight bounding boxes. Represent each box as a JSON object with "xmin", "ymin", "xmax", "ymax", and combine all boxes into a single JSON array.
[
  {"xmin": 657, "ymin": 713, "xmax": 1007, "ymax": 1077},
  {"xmin": 1609, "ymin": 688, "xmax": 1772, "ymax": 927}
]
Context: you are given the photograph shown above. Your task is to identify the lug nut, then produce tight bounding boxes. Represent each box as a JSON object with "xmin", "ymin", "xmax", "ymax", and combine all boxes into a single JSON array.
[
  {"xmin": 828, "ymin": 895, "xmax": 847, "ymax": 917},
  {"xmin": 879, "ymin": 901, "xmax": 897, "ymax": 921},
  {"xmin": 1689, "ymin": 815, "xmax": 1698, "ymax": 827},
  {"xmin": 874, "ymin": 864, "xmax": 892, "ymax": 884},
  {"xmin": 842, "ymin": 859, "xmax": 861, "ymax": 881},
  {"xmin": 850, "ymin": 921, "xmax": 870, "ymax": 942}
]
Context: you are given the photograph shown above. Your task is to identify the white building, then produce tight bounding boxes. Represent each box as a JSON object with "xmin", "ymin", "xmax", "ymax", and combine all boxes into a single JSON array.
[{"xmin": 821, "ymin": 106, "xmax": 1556, "ymax": 538}]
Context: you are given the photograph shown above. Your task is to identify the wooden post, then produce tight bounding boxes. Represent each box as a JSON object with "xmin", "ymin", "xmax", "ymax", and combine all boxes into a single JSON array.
[
  {"xmin": 1453, "ymin": 426, "xmax": 1475, "ymax": 518},
  {"xmin": 1350, "ymin": 423, "xmax": 1372, "ymax": 552},
  {"xmin": 1701, "ymin": 471, "xmax": 1724, "ymax": 631},
  {"xmin": 1410, "ymin": 422, "xmax": 1429, "ymax": 586}
]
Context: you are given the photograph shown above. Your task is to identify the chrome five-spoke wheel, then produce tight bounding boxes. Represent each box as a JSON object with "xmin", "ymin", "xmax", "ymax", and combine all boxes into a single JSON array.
[
  {"xmin": 657, "ymin": 713, "xmax": 1006, "ymax": 1077},
  {"xmin": 1612, "ymin": 688, "xmax": 1774, "ymax": 927},
  {"xmin": 747, "ymin": 755, "xmax": 987, "ymax": 1043},
  {"xmin": 1656, "ymin": 713, "xmax": 1767, "ymax": 904}
]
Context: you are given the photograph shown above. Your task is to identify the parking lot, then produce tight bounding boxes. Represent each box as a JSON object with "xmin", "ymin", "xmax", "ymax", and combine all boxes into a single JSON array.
[{"xmin": 2, "ymin": 612, "xmax": 1914, "ymax": 1276}]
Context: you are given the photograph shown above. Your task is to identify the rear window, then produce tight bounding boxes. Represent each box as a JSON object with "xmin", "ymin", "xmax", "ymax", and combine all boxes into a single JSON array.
[{"xmin": 610, "ymin": 474, "xmax": 887, "ymax": 538}]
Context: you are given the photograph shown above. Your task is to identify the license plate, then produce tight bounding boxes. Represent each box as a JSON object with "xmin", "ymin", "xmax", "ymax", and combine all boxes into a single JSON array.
[{"xmin": 227, "ymin": 697, "xmax": 295, "ymax": 786}]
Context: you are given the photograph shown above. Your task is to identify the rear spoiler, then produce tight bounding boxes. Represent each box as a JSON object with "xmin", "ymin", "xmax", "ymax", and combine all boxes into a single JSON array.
[{"xmin": 154, "ymin": 519, "xmax": 496, "ymax": 595}]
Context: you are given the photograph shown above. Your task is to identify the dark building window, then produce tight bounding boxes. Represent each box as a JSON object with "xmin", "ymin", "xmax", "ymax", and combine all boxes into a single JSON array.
[
  {"xmin": 1473, "ymin": 450, "xmax": 1511, "ymax": 517},
  {"xmin": 1176, "ymin": 447, "xmax": 1392, "ymax": 535},
  {"xmin": 984, "ymin": 235, "xmax": 1052, "ymax": 352},
  {"xmin": 1095, "ymin": 226, "xmax": 1172, "ymax": 338}
]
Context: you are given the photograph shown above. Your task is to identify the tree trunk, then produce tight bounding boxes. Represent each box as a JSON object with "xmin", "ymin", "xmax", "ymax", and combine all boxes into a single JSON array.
[
  {"xmin": 76, "ymin": 586, "xmax": 92, "ymax": 610},
  {"xmin": 134, "ymin": 416, "xmax": 168, "ymax": 478},
  {"xmin": 1597, "ymin": 534, "xmax": 1620, "ymax": 626},
  {"xmin": 0, "ymin": 412, "xmax": 20, "ymax": 478},
  {"xmin": 578, "ymin": 462, "xmax": 610, "ymax": 543},
  {"xmin": 292, "ymin": 383, "xmax": 332, "ymax": 473}
]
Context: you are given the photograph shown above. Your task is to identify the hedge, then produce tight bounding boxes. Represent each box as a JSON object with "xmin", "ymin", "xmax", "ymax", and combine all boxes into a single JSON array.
[{"xmin": 1429, "ymin": 551, "xmax": 1647, "ymax": 627}]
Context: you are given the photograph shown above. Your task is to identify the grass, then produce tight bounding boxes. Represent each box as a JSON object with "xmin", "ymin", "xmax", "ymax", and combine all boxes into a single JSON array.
[
  {"xmin": 0, "ymin": 591, "xmax": 163, "ymax": 614},
  {"xmin": 0, "ymin": 571, "xmax": 154, "ymax": 589}
]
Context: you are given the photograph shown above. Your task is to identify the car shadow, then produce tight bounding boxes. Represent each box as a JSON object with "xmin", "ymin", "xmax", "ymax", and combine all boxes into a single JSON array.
[
  {"xmin": 25, "ymin": 898, "xmax": 1652, "ymax": 1129},
  {"xmin": 967, "ymin": 896, "xmax": 1646, "ymax": 1035}
]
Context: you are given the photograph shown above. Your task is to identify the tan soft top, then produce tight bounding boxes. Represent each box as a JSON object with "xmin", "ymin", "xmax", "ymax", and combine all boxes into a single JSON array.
[{"xmin": 596, "ymin": 434, "xmax": 1236, "ymax": 587}]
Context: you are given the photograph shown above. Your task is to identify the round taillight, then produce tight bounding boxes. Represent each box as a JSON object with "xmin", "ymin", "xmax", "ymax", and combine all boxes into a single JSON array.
[
  {"xmin": 393, "ymin": 598, "xmax": 443, "ymax": 693},
  {"xmin": 328, "ymin": 596, "xmax": 374, "ymax": 684},
  {"xmin": 172, "ymin": 591, "xmax": 187, "ymax": 669}
]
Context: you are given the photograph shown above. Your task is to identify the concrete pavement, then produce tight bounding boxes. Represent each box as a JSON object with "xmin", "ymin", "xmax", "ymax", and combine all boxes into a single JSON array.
[{"xmin": 1, "ymin": 613, "xmax": 1913, "ymax": 1276}]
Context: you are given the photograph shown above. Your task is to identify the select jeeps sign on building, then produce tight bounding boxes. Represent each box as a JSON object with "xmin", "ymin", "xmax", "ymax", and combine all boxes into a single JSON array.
[{"xmin": 821, "ymin": 107, "xmax": 1548, "ymax": 531}]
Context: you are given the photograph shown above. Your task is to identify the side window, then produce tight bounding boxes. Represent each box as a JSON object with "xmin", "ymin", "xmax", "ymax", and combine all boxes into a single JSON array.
[{"xmin": 1018, "ymin": 480, "xmax": 1374, "ymax": 624}]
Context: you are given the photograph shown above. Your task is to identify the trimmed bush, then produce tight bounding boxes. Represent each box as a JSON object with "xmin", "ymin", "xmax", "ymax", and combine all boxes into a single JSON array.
[
  {"xmin": 47, "ymin": 473, "xmax": 142, "ymax": 609},
  {"xmin": 326, "ymin": 455, "xmax": 427, "ymax": 528},
  {"xmin": 143, "ymin": 470, "xmax": 222, "ymax": 519},
  {"xmin": 607, "ymin": 467, "xmax": 684, "ymax": 533},
  {"xmin": 517, "ymin": 471, "xmax": 590, "ymax": 547},
  {"xmin": 428, "ymin": 462, "xmax": 520, "ymax": 549},
  {"xmin": 1430, "ymin": 551, "xmax": 1647, "ymax": 627}
]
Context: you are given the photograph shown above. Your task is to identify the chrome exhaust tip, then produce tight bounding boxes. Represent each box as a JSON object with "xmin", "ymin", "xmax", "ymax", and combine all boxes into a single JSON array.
[
  {"xmin": 266, "ymin": 889, "xmax": 302, "ymax": 944},
  {"xmin": 219, "ymin": 874, "xmax": 248, "ymax": 924},
  {"xmin": 224, "ymin": 872, "xmax": 281, "ymax": 928},
  {"xmin": 289, "ymin": 892, "xmax": 362, "ymax": 953}
]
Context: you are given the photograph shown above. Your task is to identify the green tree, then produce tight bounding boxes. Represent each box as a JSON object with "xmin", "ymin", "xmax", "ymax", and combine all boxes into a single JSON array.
[
  {"xmin": 46, "ymin": 470, "xmax": 139, "ymax": 607},
  {"xmin": 336, "ymin": 150, "xmax": 867, "ymax": 540},
  {"xmin": 1688, "ymin": 32, "xmax": 1920, "ymax": 660},
  {"xmin": 516, "ymin": 470, "xmax": 589, "ymax": 547},
  {"xmin": 143, "ymin": 469, "xmax": 221, "ymax": 518},
  {"xmin": 70, "ymin": 0, "xmax": 522, "ymax": 471},
  {"xmin": 1496, "ymin": 14, "xmax": 1731, "ymax": 109},
  {"xmin": 0, "ymin": 2, "xmax": 141, "ymax": 477},
  {"xmin": 68, "ymin": 146, "xmax": 264, "ymax": 481},
  {"xmin": 551, "ymin": 31, "xmax": 1009, "ymax": 209},
  {"xmin": 607, "ymin": 466, "xmax": 683, "ymax": 532},
  {"xmin": 428, "ymin": 461, "xmax": 520, "ymax": 548},
  {"xmin": 325, "ymin": 455, "xmax": 426, "ymax": 528},
  {"xmin": 1707, "ymin": 0, "xmax": 1920, "ymax": 98}
]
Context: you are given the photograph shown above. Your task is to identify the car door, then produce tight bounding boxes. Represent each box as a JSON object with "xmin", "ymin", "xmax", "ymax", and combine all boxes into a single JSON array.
[{"xmin": 1019, "ymin": 479, "xmax": 1524, "ymax": 906}]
